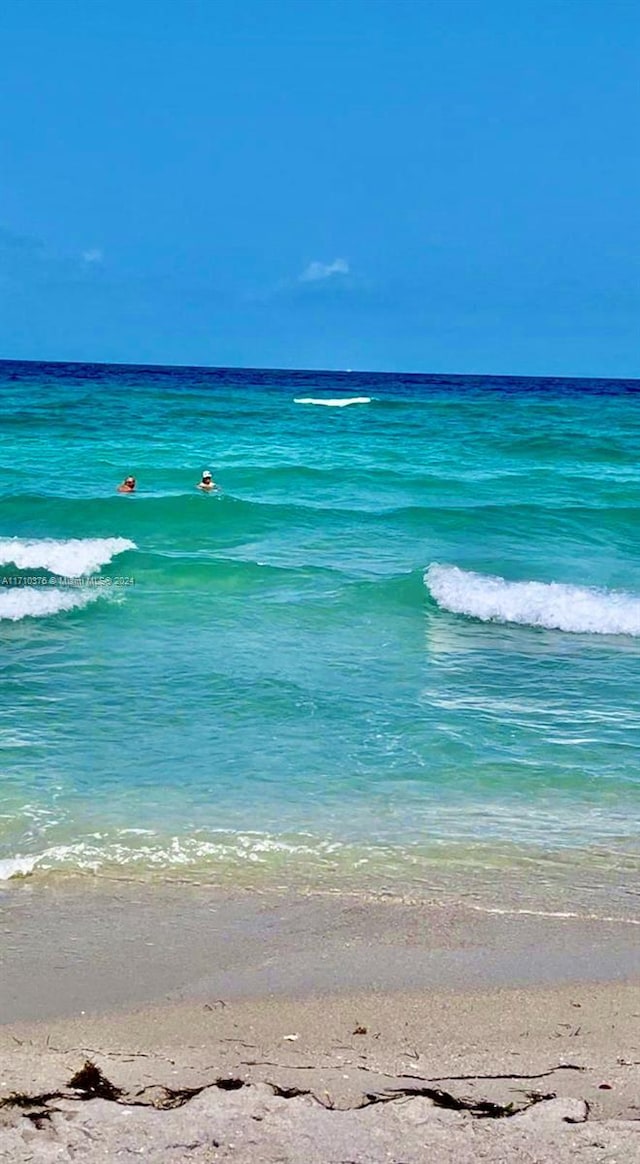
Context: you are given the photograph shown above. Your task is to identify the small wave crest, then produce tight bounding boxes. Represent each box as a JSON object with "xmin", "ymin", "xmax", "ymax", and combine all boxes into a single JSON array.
[
  {"xmin": 0, "ymin": 833, "xmax": 348, "ymax": 881},
  {"xmin": 0, "ymin": 587, "xmax": 101, "ymax": 622},
  {"xmin": 0, "ymin": 537, "xmax": 135, "ymax": 577},
  {"xmin": 294, "ymin": 396, "xmax": 371, "ymax": 407},
  {"xmin": 0, "ymin": 855, "xmax": 38, "ymax": 879},
  {"xmin": 425, "ymin": 564, "xmax": 640, "ymax": 636}
]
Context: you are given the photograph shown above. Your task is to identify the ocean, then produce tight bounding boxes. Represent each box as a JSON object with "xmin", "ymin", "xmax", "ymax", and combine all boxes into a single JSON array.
[{"xmin": 2, "ymin": 360, "xmax": 639, "ymax": 914}]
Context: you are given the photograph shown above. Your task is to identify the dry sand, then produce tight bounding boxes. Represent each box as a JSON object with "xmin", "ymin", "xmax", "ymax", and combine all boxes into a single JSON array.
[{"xmin": 1, "ymin": 879, "xmax": 639, "ymax": 1161}]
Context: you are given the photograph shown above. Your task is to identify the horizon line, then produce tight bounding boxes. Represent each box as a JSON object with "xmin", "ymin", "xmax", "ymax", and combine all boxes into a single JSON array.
[{"xmin": 0, "ymin": 355, "xmax": 637, "ymax": 385}]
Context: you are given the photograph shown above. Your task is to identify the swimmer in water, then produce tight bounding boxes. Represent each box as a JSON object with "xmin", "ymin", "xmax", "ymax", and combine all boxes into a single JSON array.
[
  {"xmin": 197, "ymin": 470, "xmax": 216, "ymax": 491},
  {"xmin": 117, "ymin": 476, "xmax": 136, "ymax": 493}
]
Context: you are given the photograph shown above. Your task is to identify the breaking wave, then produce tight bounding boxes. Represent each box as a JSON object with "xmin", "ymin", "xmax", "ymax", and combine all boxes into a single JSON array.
[
  {"xmin": 425, "ymin": 564, "xmax": 640, "ymax": 636},
  {"xmin": 294, "ymin": 396, "xmax": 371, "ymax": 407},
  {"xmin": 0, "ymin": 536, "xmax": 135, "ymax": 577},
  {"xmin": 0, "ymin": 832, "xmax": 353, "ymax": 881},
  {"xmin": 0, "ymin": 587, "xmax": 101, "ymax": 622},
  {"xmin": 0, "ymin": 855, "xmax": 38, "ymax": 879}
]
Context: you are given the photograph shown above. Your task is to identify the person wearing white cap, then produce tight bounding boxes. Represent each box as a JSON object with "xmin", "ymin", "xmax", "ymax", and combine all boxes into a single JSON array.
[
  {"xmin": 197, "ymin": 470, "xmax": 216, "ymax": 491},
  {"xmin": 117, "ymin": 475, "xmax": 136, "ymax": 493}
]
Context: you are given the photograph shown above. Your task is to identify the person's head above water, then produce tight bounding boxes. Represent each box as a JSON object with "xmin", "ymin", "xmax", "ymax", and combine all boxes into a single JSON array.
[
  {"xmin": 117, "ymin": 476, "xmax": 136, "ymax": 493},
  {"xmin": 202, "ymin": 470, "xmax": 212, "ymax": 481},
  {"xmin": 197, "ymin": 469, "xmax": 216, "ymax": 490}
]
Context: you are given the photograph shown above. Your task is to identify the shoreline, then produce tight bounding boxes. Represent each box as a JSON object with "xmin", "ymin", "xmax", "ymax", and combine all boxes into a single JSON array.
[{"xmin": 2, "ymin": 830, "xmax": 640, "ymax": 923}]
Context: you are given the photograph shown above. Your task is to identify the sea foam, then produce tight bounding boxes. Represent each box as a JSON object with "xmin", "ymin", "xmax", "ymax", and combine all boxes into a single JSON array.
[
  {"xmin": 425, "ymin": 563, "xmax": 640, "ymax": 636},
  {"xmin": 0, "ymin": 832, "xmax": 348, "ymax": 879},
  {"xmin": 0, "ymin": 537, "xmax": 135, "ymax": 577},
  {"xmin": 0, "ymin": 587, "xmax": 101, "ymax": 622},
  {"xmin": 294, "ymin": 396, "xmax": 371, "ymax": 407},
  {"xmin": 0, "ymin": 855, "xmax": 38, "ymax": 880}
]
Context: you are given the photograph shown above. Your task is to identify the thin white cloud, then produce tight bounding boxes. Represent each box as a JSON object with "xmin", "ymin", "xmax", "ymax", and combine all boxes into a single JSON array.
[
  {"xmin": 299, "ymin": 258, "xmax": 349, "ymax": 283},
  {"xmin": 82, "ymin": 248, "xmax": 103, "ymax": 264}
]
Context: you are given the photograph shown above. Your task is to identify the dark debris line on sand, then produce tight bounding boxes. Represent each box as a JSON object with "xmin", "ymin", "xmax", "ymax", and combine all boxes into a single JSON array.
[{"xmin": 0, "ymin": 1057, "xmax": 582, "ymax": 1119}]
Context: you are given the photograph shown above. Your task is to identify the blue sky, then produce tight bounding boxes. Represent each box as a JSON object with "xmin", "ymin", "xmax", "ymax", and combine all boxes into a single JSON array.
[{"xmin": 1, "ymin": 0, "xmax": 638, "ymax": 375}]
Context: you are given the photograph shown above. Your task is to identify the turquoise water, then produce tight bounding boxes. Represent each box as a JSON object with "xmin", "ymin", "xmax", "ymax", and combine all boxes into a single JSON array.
[{"xmin": 2, "ymin": 361, "xmax": 640, "ymax": 904}]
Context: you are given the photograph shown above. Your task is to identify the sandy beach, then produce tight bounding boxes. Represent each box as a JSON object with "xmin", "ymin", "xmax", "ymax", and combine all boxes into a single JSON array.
[{"xmin": 1, "ymin": 880, "xmax": 639, "ymax": 1161}]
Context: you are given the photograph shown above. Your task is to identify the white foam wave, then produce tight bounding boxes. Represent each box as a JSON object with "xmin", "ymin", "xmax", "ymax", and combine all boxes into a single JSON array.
[
  {"xmin": 0, "ymin": 833, "xmax": 347, "ymax": 879},
  {"xmin": 0, "ymin": 587, "xmax": 100, "ymax": 622},
  {"xmin": 294, "ymin": 396, "xmax": 371, "ymax": 407},
  {"xmin": 0, "ymin": 855, "xmax": 38, "ymax": 880},
  {"xmin": 425, "ymin": 564, "xmax": 640, "ymax": 636},
  {"xmin": 0, "ymin": 537, "xmax": 135, "ymax": 577}
]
